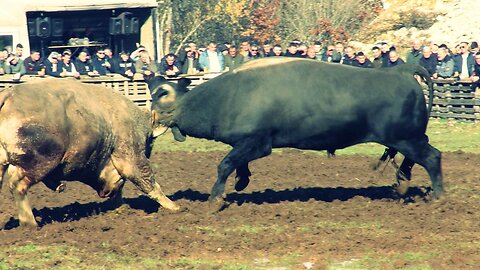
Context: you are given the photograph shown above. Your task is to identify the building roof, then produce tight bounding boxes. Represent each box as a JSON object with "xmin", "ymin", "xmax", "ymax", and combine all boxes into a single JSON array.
[
  {"xmin": 1, "ymin": 0, "xmax": 157, "ymax": 27},
  {"xmin": 23, "ymin": 0, "xmax": 158, "ymax": 12}
]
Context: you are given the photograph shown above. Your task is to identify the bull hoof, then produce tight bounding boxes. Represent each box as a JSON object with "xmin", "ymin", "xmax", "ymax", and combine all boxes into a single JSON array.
[
  {"xmin": 162, "ymin": 200, "xmax": 181, "ymax": 212},
  {"xmin": 394, "ymin": 180, "xmax": 410, "ymax": 196},
  {"xmin": 208, "ymin": 195, "xmax": 226, "ymax": 212},
  {"xmin": 234, "ymin": 176, "xmax": 249, "ymax": 192},
  {"xmin": 19, "ymin": 219, "xmax": 38, "ymax": 228},
  {"xmin": 431, "ymin": 187, "xmax": 445, "ymax": 200}
]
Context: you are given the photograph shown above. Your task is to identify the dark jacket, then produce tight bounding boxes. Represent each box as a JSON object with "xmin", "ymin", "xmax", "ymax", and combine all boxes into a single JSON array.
[
  {"xmin": 419, "ymin": 56, "xmax": 438, "ymax": 76},
  {"xmin": 385, "ymin": 58, "xmax": 405, "ymax": 68},
  {"xmin": 372, "ymin": 57, "xmax": 383, "ymax": 68},
  {"xmin": 159, "ymin": 58, "xmax": 181, "ymax": 77},
  {"xmin": 74, "ymin": 59, "xmax": 94, "ymax": 75},
  {"xmin": 352, "ymin": 59, "xmax": 373, "ymax": 68},
  {"xmin": 45, "ymin": 60, "xmax": 62, "ymax": 77},
  {"xmin": 112, "ymin": 57, "xmax": 136, "ymax": 77},
  {"xmin": 58, "ymin": 61, "xmax": 76, "ymax": 74},
  {"xmin": 23, "ymin": 57, "xmax": 45, "ymax": 75},
  {"xmin": 181, "ymin": 56, "xmax": 202, "ymax": 74},
  {"xmin": 224, "ymin": 54, "xmax": 245, "ymax": 70},
  {"xmin": 91, "ymin": 57, "xmax": 109, "ymax": 75},
  {"xmin": 406, "ymin": 48, "xmax": 423, "ymax": 64},
  {"xmin": 342, "ymin": 55, "xmax": 356, "ymax": 66},
  {"xmin": 454, "ymin": 53, "xmax": 475, "ymax": 77}
]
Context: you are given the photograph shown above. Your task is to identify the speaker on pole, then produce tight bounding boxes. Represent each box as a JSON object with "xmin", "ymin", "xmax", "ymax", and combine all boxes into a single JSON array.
[
  {"xmin": 36, "ymin": 17, "xmax": 51, "ymax": 38},
  {"xmin": 131, "ymin": 17, "xmax": 139, "ymax": 34},
  {"xmin": 109, "ymin": 17, "xmax": 123, "ymax": 35}
]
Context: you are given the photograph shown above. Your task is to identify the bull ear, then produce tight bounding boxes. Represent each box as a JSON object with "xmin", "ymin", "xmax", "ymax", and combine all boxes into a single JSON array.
[
  {"xmin": 177, "ymin": 78, "xmax": 192, "ymax": 93},
  {"xmin": 146, "ymin": 76, "xmax": 168, "ymax": 95}
]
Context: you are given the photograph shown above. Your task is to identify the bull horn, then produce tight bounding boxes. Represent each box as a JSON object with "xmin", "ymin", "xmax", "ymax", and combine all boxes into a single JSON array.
[
  {"xmin": 148, "ymin": 182, "xmax": 180, "ymax": 211},
  {"xmin": 159, "ymin": 84, "xmax": 177, "ymax": 104}
]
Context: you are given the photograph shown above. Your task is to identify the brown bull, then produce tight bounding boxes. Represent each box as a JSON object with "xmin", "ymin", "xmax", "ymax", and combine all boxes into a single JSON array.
[{"xmin": 0, "ymin": 79, "xmax": 179, "ymax": 227}]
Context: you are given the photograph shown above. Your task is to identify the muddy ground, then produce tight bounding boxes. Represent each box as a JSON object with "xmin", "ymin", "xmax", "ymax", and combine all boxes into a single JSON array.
[{"xmin": 1, "ymin": 150, "xmax": 480, "ymax": 269}]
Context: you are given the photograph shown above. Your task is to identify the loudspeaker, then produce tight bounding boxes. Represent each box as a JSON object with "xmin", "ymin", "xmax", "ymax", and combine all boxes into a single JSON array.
[
  {"xmin": 36, "ymin": 17, "xmax": 51, "ymax": 38},
  {"xmin": 51, "ymin": 18, "xmax": 64, "ymax": 37},
  {"xmin": 130, "ymin": 17, "xmax": 139, "ymax": 34},
  {"xmin": 123, "ymin": 17, "xmax": 132, "ymax": 35},
  {"xmin": 27, "ymin": 19, "xmax": 36, "ymax": 36},
  {"xmin": 109, "ymin": 17, "xmax": 123, "ymax": 35}
]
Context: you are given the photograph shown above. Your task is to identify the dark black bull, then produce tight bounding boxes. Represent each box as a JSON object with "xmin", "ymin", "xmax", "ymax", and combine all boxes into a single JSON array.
[{"xmin": 147, "ymin": 58, "xmax": 444, "ymax": 207}]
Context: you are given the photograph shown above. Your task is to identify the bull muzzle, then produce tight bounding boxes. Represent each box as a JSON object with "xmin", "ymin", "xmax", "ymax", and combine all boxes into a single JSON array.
[{"xmin": 98, "ymin": 179, "xmax": 125, "ymax": 198}]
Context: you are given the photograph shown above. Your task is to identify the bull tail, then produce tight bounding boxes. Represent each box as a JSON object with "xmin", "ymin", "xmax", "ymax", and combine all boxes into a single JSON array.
[{"xmin": 412, "ymin": 65, "xmax": 434, "ymax": 117}]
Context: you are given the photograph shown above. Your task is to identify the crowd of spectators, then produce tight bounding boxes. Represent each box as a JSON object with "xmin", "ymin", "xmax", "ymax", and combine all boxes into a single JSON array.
[{"xmin": 1, "ymin": 39, "xmax": 480, "ymax": 83}]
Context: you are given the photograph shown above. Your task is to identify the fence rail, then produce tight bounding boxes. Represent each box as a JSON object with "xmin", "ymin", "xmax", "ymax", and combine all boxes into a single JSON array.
[
  {"xmin": 423, "ymin": 79, "xmax": 479, "ymax": 121},
  {"xmin": 0, "ymin": 73, "xmax": 218, "ymax": 108},
  {"xmin": 1, "ymin": 74, "xmax": 479, "ymax": 120}
]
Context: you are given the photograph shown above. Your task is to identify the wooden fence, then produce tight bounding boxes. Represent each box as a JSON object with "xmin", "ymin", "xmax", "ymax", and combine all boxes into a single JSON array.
[
  {"xmin": 1, "ymin": 74, "xmax": 479, "ymax": 121},
  {"xmin": 0, "ymin": 73, "xmax": 219, "ymax": 108},
  {"xmin": 423, "ymin": 79, "xmax": 479, "ymax": 121}
]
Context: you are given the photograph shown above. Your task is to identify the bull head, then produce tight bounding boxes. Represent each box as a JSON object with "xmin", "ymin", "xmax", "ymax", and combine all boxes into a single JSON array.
[{"xmin": 146, "ymin": 76, "xmax": 191, "ymax": 138}]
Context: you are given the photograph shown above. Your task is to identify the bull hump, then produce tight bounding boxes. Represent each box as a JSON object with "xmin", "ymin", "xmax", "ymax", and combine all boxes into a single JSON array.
[{"xmin": 233, "ymin": 58, "xmax": 306, "ymax": 73}]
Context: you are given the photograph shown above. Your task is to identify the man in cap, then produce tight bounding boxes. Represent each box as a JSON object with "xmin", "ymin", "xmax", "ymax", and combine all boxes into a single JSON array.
[{"xmin": 112, "ymin": 51, "xmax": 136, "ymax": 79}]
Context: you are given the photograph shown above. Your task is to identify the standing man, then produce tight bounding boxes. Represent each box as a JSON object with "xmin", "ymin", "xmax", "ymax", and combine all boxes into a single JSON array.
[
  {"xmin": 75, "ymin": 50, "xmax": 98, "ymax": 76},
  {"xmin": 433, "ymin": 47, "xmax": 455, "ymax": 79},
  {"xmin": 418, "ymin": 46, "xmax": 438, "ymax": 77},
  {"xmin": 406, "ymin": 39, "xmax": 423, "ymax": 64},
  {"xmin": 385, "ymin": 50, "xmax": 405, "ymax": 68},
  {"xmin": 454, "ymin": 42, "xmax": 475, "ymax": 80},
  {"xmin": 23, "ymin": 49, "xmax": 45, "ymax": 76},
  {"xmin": 199, "ymin": 42, "xmax": 224, "ymax": 73},
  {"xmin": 342, "ymin": 46, "xmax": 356, "ymax": 66},
  {"xmin": 91, "ymin": 48, "xmax": 110, "ymax": 75},
  {"xmin": 352, "ymin": 52, "xmax": 373, "ymax": 68},
  {"xmin": 113, "ymin": 51, "xmax": 136, "ymax": 79},
  {"xmin": 159, "ymin": 53, "xmax": 181, "ymax": 77},
  {"xmin": 224, "ymin": 45, "xmax": 244, "ymax": 71},
  {"xmin": 371, "ymin": 46, "xmax": 383, "ymax": 68}
]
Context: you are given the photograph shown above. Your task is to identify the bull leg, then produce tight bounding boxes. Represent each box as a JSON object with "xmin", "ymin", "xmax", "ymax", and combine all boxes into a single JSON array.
[
  {"xmin": 234, "ymin": 164, "xmax": 251, "ymax": 192},
  {"xmin": 6, "ymin": 165, "xmax": 37, "ymax": 227},
  {"xmin": 111, "ymin": 157, "xmax": 179, "ymax": 212},
  {"xmin": 373, "ymin": 148, "xmax": 398, "ymax": 171},
  {"xmin": 391, "ymin": 139, "xmax": 443, "ymax": 198},
  {"xmin": 0, "ymin": 164, "xmax": 7, "ymax": 190},
  {"xmin": 394, "ymin": 158, "xmax": 415, "ymax": 196},
  {"xmin": 99, "ymin": 160, "xmax": 126, "ymax": 207},
  {"xmin": 210, "ymin": 136, "xmax": 272, "ymax": 208}
]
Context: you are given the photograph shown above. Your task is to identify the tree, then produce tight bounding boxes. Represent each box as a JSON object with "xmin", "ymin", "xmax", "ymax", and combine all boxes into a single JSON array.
[
  {"xmin": 242, "ymin": 0, "xmax": 281, "ymax": 44},
  {"xmin": 157, "ymin": 0, "xmax": 252, "ymax": 57},
  {"xmin": 276, "ymin": 0, "xmax": 382, "ymax": 44}
]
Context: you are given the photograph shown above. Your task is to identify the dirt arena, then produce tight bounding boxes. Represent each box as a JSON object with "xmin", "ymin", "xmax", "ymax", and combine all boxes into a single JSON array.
[{"xmin": 1, "ymin": 150, "xmax": 479, "ymax": 269}]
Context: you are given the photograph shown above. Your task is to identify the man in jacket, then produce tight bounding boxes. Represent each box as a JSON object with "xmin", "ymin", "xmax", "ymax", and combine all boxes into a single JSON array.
[
  {"xmin": 433, "ymin": 47, "xmax": 455, "ymax": 79},
  {"xmin": 199, "ymin": 42, "xmax": 224, "ymax": 73}
]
